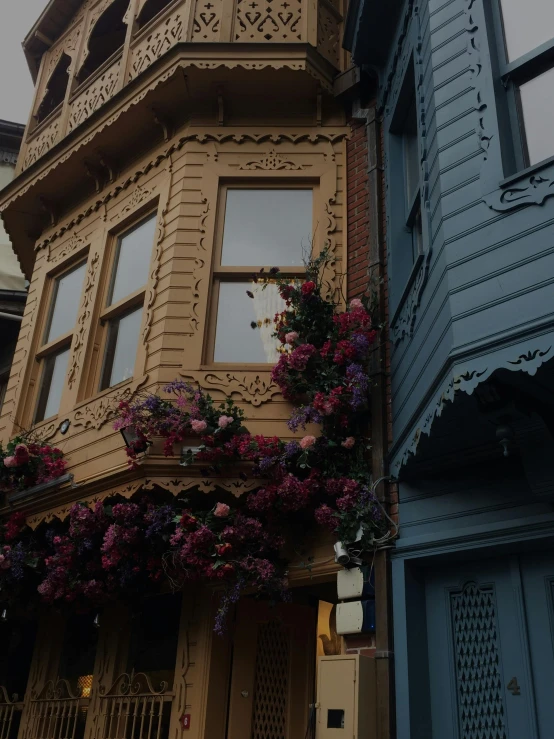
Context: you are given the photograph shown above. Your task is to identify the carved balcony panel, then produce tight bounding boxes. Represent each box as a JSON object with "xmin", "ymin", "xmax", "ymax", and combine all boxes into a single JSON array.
[
  {"xmin": 16, "ymin": 0, "xmax": 343, "ymax": 174},
  {"xmin": 129, "ymin": 3, "xmax": 189, "ymax": 81},
  {"xmin": 233, "ymin": 0, "xmax": 303, "ymax": 42},
  {"xmin": 68, "ymin": 55, "xmax": 123, "ymax": 132},
  {"xmin": 21, "ymin": 113, "xmax": 62, "ymax": 171}
]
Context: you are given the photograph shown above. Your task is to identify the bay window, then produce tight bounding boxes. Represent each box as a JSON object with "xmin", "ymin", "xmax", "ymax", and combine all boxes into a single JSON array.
[
  {"xmin": 35, "ymin": 261, "xmax": 86, "ymax": 422},
  {"xmin": 210, "ymin": 186, "xmax": 312, "ymax": 364},
  {"xmin": 495, "ymin": 0, "xmax": 554, "ymax": 168},
  {"xmin": 99, "ymin": 213, "xmax": 156, "ymax": 390}
]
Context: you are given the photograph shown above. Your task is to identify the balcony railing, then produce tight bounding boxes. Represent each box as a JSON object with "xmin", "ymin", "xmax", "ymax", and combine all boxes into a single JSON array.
[
  {"xmin": 0, "ymin": 687, "xmax": 23, "ymax": 739},
  {"xmin": 18, "ymin": 0, "xmax": 342, "ymax": 173}
]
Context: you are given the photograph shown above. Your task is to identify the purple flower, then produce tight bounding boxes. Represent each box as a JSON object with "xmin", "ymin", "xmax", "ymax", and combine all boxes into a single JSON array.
[
  {"xmin": 346, "ymin": 364, "xmax": 370, "ymax": 409},
  {"xmin": 287, "ymin": 405, "xmax": 323, "ymax": 432},
  {"xmin": 349, "ymin": 332, "xmax": 371, "ymax": 359},
  {"xmin": 145, "ymin": 505, "xmax": 174, "ymax": 538}
]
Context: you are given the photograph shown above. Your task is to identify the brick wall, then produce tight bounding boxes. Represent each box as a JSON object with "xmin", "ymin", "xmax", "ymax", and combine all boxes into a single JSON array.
[{"xmin": 346, "ymin": 119, "xmax": 371, "ymax": 301}]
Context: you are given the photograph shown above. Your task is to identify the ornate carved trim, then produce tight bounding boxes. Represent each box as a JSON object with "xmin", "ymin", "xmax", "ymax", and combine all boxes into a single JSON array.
[
  {"xmin": 485, "ymin": 172, "xmax": 554, "ymax": 212},
  {"xmin": 68, "ymin": 252, "xmax": 100, "ymax": 389},
  {"xmin": 25, "ymin": 475, "xmax": 260, "ymax": 527},
  {"xmin": 239, "ymin": 149, "xmax": 303, "ymax": 170},
  {"xmin": 180, "ymin": 371, "xmax": 281, "ymax": 406},
  {"xmin": 142, "ymin": 202, "xmax": 167, "ymax": 351},
  {"xmin": 390, "ymin": 337, "xmax": 554, "ymax": 476},
  {"xmin": 31, "ymin": 130, "xmax": 347, "ymax": 252},
  {"xmin": 72, "ymin": 374, "xmax": 149, "ymax": 431},
  {"xmin": 48, "ymin": 231, "xmax": 87, "ymax": 264}
]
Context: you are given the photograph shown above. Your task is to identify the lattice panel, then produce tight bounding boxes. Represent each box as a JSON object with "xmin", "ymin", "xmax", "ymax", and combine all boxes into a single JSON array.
[
  {"xmin": 69, "ymin": 58, "xmax": 122, "ymax": 131},
  {"xmin": 450, "ymin": 582, "xmax": 508, "ymax": 739},
  {"xmin": 251, "ymin": 620, "xmax": 290, "ymax": 739},
  {"xmin": 234, "ymin": 0, "xmax": 302, "ymax": 42},
  {"xmin": 129, "ymin": 8, "xmax": 186, "ymax": 80}
]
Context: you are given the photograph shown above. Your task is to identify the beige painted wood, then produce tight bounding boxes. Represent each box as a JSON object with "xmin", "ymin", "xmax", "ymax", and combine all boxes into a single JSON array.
[
  {"xmin": 226, "ymin": 599, "xmax": 316, "ymax": 739},
  {"xmin": 316, "ymin": 655, "xmax": 377, "ymax": 739}
]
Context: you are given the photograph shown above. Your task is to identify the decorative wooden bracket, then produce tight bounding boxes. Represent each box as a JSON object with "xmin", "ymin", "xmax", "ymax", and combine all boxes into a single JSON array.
[
  {"xmin": 150, "ymin": 107, "xmax": 172, "ymax": 142},
  {"xmin": 39, "ymin": 196, "xmax": 58, "ymax": 227}
]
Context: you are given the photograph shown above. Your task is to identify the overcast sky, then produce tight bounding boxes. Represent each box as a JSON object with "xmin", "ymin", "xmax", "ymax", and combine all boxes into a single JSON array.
[{"xmin": 0, "ymin": 0, "xmax": 50, "ymax": 124}]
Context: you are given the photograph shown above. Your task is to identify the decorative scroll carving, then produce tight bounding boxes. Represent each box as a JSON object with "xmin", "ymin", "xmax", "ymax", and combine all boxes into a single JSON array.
[
  {"xmin": 390, "ymin": 252, "xmax": 432, "ymax": 346},
  {"xmin": 234, "ymin": 0, "xmax": 302, "ymax": 41},
  {"xmin": 486, "ymin": 173, "xmax": 554, "ymax": 212},
  {"xmin": 181, "ymin": 372, "xmax": 281, "ymax": 406},
  {"xmin": 119, "ymin": 185, "xmax": 153, "ymax": 217},
  {"xmin": 33, "ymin": 679, "xmax": 80, "ymax": 702},
  {"xmin": 31, "ymin": 131, "xmax": 347, "ymax": 252},
  {"xmin": 72, "ymin": 374, "xmax": 149, "ymax": 430},
  {"xmin": 48, "ymin": 231, "xmax": 87, "ymax": 264},
  {"xmin": 0, "ymin": 149, "xmax": 17, "ymax": 165},
  {"xmin": 317, "ymin": 1, "xmax": 340, "ymax": 68},
  {"xmin": 239, "ymin": 149, "xmax": 303, "ymax": 170},
  {"xmin": 390, "ymin": 340, "xmax": 554, "ymax": 476},
  {"xmin": 129, "ymin": 9, "xmax": 186, "ymax": 80},
  {"xmin": 192, "ymin": 0, "xmax": 221, "ymax": 41},
  {"xmin": 69, "ymin": 57, "xmax": 122, "ymax": 132},
  {"xmin": 68, "ymin": 252, "xmax": 100, "ymax": 389},
  {"xmin": 322, "ymin": 196, "xmax": 339, "ymax": 302},
  {"xmin": 101, "ymin": 671, "xmax": 167, "ymax": 698},
  {"xmin": 23, "ymin": 118, "xmax": 61, "ymax": 170}
]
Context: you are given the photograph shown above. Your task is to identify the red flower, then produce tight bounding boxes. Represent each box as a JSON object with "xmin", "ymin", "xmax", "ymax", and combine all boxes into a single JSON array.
[{"xmin": 301, "ymin": 281, "xmax": 316, "ymax": 295}]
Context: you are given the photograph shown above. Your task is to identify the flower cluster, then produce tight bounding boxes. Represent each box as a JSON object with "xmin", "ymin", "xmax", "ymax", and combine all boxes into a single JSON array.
[
  {"xmin": 114, "ymin": 381, "xmax": 248, "ymax": 467},
  {"xmin": 0, "ymin": 435, "xmax": 67, "ymax": 493},
  {"xmin": 0, "ymin": 251, "xmax": 384, "ymax": 631}
]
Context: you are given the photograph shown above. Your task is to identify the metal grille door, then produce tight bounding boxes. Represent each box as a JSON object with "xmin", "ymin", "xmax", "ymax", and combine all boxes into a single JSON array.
[
  {"xmin": 450, "ymin": 582, "xmax": 508, "ymax": 739},
  {"xmin": 250, "ymin": 621, "xmax": 290, "ymax": 739}
]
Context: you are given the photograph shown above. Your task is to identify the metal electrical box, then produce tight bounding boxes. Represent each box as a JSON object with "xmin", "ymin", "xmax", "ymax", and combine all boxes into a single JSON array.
[{"xmin": 316, "ymin": 655, "xmax": 376, "ymax": 739}]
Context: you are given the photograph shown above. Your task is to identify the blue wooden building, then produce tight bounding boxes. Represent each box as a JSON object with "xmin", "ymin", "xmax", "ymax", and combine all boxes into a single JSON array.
[{"xmin": 344, "ymin": 0, "xmax": 554, "ymax": 736}]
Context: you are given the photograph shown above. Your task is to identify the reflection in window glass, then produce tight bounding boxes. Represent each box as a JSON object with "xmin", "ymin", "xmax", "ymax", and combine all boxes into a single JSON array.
[
  {"xmin": 46, "ymin": 262, "xmax": 86, "ymax": 343},
  {"xmin": 36, "ymin": 348, "xmax": 70, "ymax": 422},
  {"xmin": 102, "ymin": 307, "xmax": 142, "ymax": 389},
  {"xmin": 214, "ymin": 282, "xmax": 286, "ymax": 363},
  {"xmin": 500, "ymin": 0, "xmax": 554, "ymax": 62},
  {"xmin": 520, "ymin": 67, "xmax": 554, "ymax": 165},
  {"xmin": 109, "ymin": 215, "xmax": 156, "ymax": 306},
  {"xmin": 221, "ymin": 190, "xmax": 312, "ymax": 267}
]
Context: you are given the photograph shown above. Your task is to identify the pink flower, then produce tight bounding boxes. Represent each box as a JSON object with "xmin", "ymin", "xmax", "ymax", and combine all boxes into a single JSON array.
[
  {"xmin": 190, "ymin": 419, "xmax": 208, "ymax": 433},
  {"xmin": 300, "ymin": 435, "xmax": 316, "ymax": 450},
  {"xmin": 0, "ymin": 554, "xmax": 10, "ymax": 570},
  {"xmin": 218, "ymin": 415, "xmax": 234, "ymax": 429},
  {"xmin": 214, "ymin": 502, "xmax": 231, "ymax": 518},
  {"xmin": 350, "ymin": 298, "xmax": 363, "ymax": 310},
  {"xmin": 2, "ymin": 456, "xmax": 17, "ymax": 468},
  {"xmin": 341, "ymin": 437, "xmax": 355, "ymax": 449},
  {"xmin": 285, "ymin": 331, "xmax": 299, "ymax": 345}
]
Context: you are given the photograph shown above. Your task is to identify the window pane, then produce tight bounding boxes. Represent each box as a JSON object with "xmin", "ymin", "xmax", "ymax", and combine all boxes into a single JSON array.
[
  {"xmin": 214, "ymin": 282, "xmax": 285, "ymax": 363},
  {"xmin": 109, "ymin": 214, "xmax": 156, "ymax": 305},
  {"xmin": 403, "ymin": 99, "xmax": 419, "ymax": 205},
  {"xmin": 36, "ymin": 348, "xmax": 70, "ymax": 422},
  {"xmin": 520, "ymin": 68, "xmax": 554, "ymax": 165},
  {"xmin": 46, "ymin": 262, "xmax": 86, "ymax": 343},
  {"xmin": 221, "ymin": 189, "xmax": 312, "ymax": 267},
  {"xmin": 500, "ymin": 0, "xmax": 554, "ymax": 62},
  {"xmin": 103, "ymin": 306, "xmax": 142, "ymax": 388}
]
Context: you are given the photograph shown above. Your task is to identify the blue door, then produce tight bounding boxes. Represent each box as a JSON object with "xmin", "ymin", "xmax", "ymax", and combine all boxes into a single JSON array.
[
  {"xmin": 425, "ymin": 558, "xmax": 538, "ymax": 738},
  {"xmin": 520, "ymin": 552, "xmax": 554, "ymax": 738}
]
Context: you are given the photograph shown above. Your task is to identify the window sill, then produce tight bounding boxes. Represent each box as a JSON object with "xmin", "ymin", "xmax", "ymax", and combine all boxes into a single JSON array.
[
  {"xmin": 499, "ymin": 153, "xmax": 554, "ymax": 189},
  {"xmin": 7, "ymin": 473, "xmax": 75, "ymax": 504}
]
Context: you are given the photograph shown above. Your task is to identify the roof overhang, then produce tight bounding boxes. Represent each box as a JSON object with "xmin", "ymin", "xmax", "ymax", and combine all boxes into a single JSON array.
[
  {"xmin": 343, "ymin": 0, "xmax": 404, "ymax": 68},
  {"xmin": 23, "ymin": 0, "xmax": 84, "ymax": 81}
]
